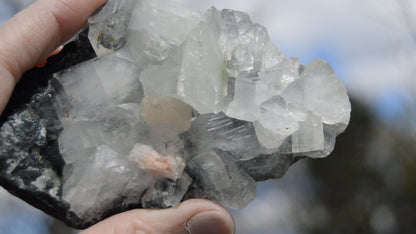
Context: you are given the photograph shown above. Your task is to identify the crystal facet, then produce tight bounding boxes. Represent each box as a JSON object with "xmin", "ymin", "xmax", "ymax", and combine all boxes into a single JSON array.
[{"xmin": 50, "ymin": 0, "xmax": 351, "ymax": 217}]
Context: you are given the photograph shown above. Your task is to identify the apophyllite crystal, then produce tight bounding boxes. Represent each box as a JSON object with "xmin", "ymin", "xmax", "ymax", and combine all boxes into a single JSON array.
[
  {"xmin": 52, "ymin": 0, "xmax": 352, "ymax": 217},
  {"xmin": 0, "ymin": 0, "xmax": 350, "ymax": 227}
]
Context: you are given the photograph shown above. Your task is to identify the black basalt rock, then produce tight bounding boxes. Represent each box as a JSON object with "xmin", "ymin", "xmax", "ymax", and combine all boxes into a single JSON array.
[{"xmin": 0, "ymin": 28, "xmax": 105, "ymax": 229}]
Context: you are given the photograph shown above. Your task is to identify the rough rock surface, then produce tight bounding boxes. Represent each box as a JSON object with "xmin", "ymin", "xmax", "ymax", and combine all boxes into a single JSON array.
[{"xmin": 0, "ymin": 0, "xmax": 350, "ymax": 229}]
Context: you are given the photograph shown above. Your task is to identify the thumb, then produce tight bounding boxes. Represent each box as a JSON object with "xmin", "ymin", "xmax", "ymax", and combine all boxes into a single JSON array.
[
  {"xmin": 81, "ymin": 199, "xmax": 235, "ymax": 234},
  {"xmin": 0, "ymin": 0, "xmax": 106, "ymax": 115}
]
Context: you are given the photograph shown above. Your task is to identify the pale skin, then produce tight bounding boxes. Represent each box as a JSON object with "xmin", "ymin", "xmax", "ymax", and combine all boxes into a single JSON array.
[{"xmin": 0, "ymin": 0, "xmax": 235, "ymax": 233}]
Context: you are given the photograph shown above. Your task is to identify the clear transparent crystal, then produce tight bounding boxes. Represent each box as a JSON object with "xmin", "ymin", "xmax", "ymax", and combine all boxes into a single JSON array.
[{"xmin": 51, "ymin": 0, "xmax": 351, "ymax": 216}]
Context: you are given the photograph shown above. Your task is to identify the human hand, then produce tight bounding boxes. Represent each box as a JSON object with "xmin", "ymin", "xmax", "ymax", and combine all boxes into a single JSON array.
[
  {"xmin": 0, "ymin": 1, "xmax": 235, "ymax": 233},
  {"xmin": 82, "ymin": 199, "xmax": 234, "ymax": 234}
]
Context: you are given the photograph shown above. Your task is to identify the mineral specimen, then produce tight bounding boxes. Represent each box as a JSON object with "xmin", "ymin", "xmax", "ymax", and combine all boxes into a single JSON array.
[{"xmin": 0, "ymin": 0, "xmax": 351, "ymax": 228}]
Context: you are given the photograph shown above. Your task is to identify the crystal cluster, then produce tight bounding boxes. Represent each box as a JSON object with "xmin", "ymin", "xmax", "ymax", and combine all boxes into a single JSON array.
[{"xmin": 50, "ymin": 0, "xmax": 351, "ymax": 217}]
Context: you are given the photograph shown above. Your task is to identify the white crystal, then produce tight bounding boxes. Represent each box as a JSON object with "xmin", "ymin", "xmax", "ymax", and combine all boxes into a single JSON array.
[
  {"xmin": 225, "ymin": 78, "xmax": 258, "ymax": 122},
  {"xmin": 218, "ymin": 9, "xmax": 253, "ymax": 60},
  {"xmin": 142, "ymin": 173, "xmax": 192, "ymax": 208},
  {"xmin": 227, "ymin": 24, "xmax": 270, "ymax": 78},
  {"xmin": 177, "ymin": 9, "xmax": 228, "ymax": 114},
  {"xmin": 52, "ymin": 50, "xmax": 143, "ymax": 120},
  {"xmin": 261, "ymin": 41, "xmax": 285, "ymax": 70},
  {"xmin": 256, "ymin": 57, "xmax": 301, "ymax": 102},
  {"xmin": 291, "ymin": 113, "xmax": 325, "ymax": 154},
  {"xmin": 188, "ymin": 150, "xmax": 256, "ymax": 209},
  {"xmin": 51, "ymin": 0, "xmax": 351, "ymax": 216},
  {"xmin": 188, "ymin": 112, "xmax": 261, "ymax": 160},
  {"xmin": 62, "ymin": 145, "xmax": 147, "ymax": 216},
  {"xmin": 258, "ymin": 96, "xmax": 299, "ymax": 136},
  {"xmin": 88, "ymin": 0, "xmax": 135, "ymax": 56},
  {"xmin": 93, "ymin": 50, "xmax": 143, "ymax": 103},
  {"xmin": 253, "ymin": 122, "xmax": 288, "ymax": 154},
  {"xmin": 254, "ymin": 96, "xmax": 299, "ymax": 154},
  {"xmin": 95, "ymin": 103, "xmax": 147, "ymax": 154},
  {"xmin": 300, "ymin": 59, "xmax": 351, "ymax": 125},
  {"xmin": 127, "ymin": 0, "xmax": 201, "ymax": 64},
  {"xmin": 139, "ymin": 49, "xmax": 183, "ymax": 98}
]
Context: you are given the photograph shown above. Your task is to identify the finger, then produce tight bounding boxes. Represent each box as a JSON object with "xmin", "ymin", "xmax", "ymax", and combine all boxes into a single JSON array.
[
  {"xmin": 0, "ymin": 0, "xmax": 107, "ymax": 78},
  {"xmin": 81, "ymin": 199, "xmax": 235, "ymax": 234},
  {"xmin": 0, "ymin": 0, "xmax": 107, "ymax": 115}
]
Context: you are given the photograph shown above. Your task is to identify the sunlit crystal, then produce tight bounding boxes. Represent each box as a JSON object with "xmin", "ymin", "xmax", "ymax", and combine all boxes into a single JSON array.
[{"xmin": 51, "ymin": 0, "xmax": 351, "ymax": 217}]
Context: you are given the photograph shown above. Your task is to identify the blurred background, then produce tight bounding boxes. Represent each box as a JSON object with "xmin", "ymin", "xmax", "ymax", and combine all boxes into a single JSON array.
[{"xmin": 1, "ymin": 0, "xmax": 416, "ymax": 233}]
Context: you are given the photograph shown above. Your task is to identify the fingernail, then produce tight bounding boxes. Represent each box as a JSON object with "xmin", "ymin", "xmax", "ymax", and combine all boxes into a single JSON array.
[{"xmin": 185, "ymin": 211, "xmax": 234, "ymax": 234}]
